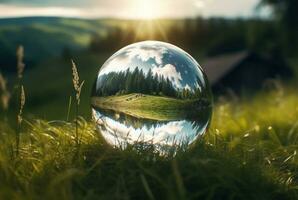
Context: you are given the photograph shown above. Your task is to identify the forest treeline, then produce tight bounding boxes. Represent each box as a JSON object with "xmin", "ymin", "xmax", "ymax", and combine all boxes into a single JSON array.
[
  {"xmin": 93, "ymin": 67, "xmax": 203, "ymax": 99},
  {"xmin": 89, "ymin": 18, "xmax": 253, "ymax": 56},
  {"xmin": 89, "ymin": 0, "xmax": 298, "ymax": 57},
  {"xmin": 88, "ymin": 17, "xmax": 296, "ymax": 57}
]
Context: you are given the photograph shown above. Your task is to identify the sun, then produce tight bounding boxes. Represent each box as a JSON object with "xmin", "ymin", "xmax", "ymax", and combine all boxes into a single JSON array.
[
  {"xmin": 135, "ymin": 0, "xmax": 161, "ymax": 20},
  {"xmin": 128, "ymin": 0, "xmax": 169, "ymax": 41}
]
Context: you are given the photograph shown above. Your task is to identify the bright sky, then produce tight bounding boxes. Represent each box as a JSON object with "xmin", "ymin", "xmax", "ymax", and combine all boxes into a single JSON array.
[{"xmin": 0, "ymin": 0, "xmax": 269, "ymax": 19}]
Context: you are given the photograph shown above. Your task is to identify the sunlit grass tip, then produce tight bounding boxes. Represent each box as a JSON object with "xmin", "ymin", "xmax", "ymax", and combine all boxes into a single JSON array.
[
  {"xmin": 17, "ymin": 85, "xmax": 26, "ymax": 125},
  {"xmin": 71, "ymin": 59, "xmax": 84, "ymax": 105}
]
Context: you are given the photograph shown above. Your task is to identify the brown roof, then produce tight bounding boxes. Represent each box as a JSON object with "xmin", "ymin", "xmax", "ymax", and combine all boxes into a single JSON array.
[{"xmin": 201, "ymin": 51, "xmax": 249, "ymax": 85}]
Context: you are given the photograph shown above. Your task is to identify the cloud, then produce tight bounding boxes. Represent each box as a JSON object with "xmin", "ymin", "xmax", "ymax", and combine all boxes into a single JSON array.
[
  {"xmin": 150, "ymin": 121, "xmax": 185, "ymax": 144},
  {"xmin": 0, "ymin": 5, "xmax": 84, "ymax": 18},
  {"xmin": 126, "ymin": 45, "xmax": 167, "ymax": 65},
  {"xmin": 155, "ymin": 121, "xmax": 184, "ymax": 135},
  {"xmin": 0, "ymin": 0, "xmax": 96, "ymax": 7},
  {"xmin": 197, "ymin": 0, "xmax": 262, "ymax": 17},
  {"xmin": 99, "ymin": 42, "xmax": 169, "ymax": 77},
  {"xmin": 98, "ymin": 114, "xmax": 187, "ymax": 146},
  {"xmin": 184, "ymin": 84, "xmax": 191, "ymax": 91},
  {"xmin": 152, "ymin": 64, "xmax": 182, "ymax": 88},
  {"xmin": 93, "ymin": 109, "xmax": 202, "ymax": 148},
  {"xmin": 99, "ymin": 53, "xmax": 132, "ymax": 76}
]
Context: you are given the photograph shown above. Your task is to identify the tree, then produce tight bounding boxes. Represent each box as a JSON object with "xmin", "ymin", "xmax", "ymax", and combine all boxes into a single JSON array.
[
  {"xmin": 261, "ymin": 0, "xmax": 298, "ymax": 53},
  {"xmin": 94, "ymin": 68, "xmax": 202, "ymax": 99}
]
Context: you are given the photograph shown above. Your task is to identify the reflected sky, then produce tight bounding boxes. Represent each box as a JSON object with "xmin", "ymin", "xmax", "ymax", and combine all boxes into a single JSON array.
[
  {"xmin": 92, "ymin": 108, "xmax": 209, "ymax": 150},
  {"xmin": 96, "ymin": 41, "xmax": 206, "ymax": 91}
]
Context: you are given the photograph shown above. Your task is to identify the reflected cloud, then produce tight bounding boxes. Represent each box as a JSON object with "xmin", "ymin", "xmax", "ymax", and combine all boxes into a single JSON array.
[
  {"xmin": 96, "ymin": 41, "xmax": 207, "ymax": 91},
  {"xmin": 152, "ymin": 64, "xmax": 182, "ymax": 88},
  {"xmin": 126, "ymin": 44, "xmax": 167, "ymax": 65},
  {"xmin": 184, "ymin": 84, "xmax": 191, "ymax": 91},
  {"xmin": 92, "ymin": 108, "xmax": 208, "ymax": 151},
  {"xmin": 99, "ymin": 53, "xmax": 132, "ymax": 76}
]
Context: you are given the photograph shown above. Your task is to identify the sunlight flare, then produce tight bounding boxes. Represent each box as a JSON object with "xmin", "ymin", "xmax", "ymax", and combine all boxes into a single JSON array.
[{"xmin": 135, "ymin": 0, "xmax": 161, "ymax": 20}]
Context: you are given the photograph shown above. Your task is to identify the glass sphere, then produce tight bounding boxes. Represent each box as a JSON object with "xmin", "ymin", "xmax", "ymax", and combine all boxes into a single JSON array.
[{"xmin": 91, "ymin": 41, "xmax": 212, "ymax": 153}]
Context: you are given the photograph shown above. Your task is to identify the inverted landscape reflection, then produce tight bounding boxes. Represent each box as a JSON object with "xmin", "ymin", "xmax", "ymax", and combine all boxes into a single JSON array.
[
  {"xmin": 91, "ymin": 41, "xmax": 212, "ymax": 152},
  {"xmin": 92, "ymin": 107, "xmax": 210, "ymax": 151}
]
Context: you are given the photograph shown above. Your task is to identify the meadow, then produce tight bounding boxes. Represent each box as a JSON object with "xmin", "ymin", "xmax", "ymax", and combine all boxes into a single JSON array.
[
  {"xmin": 91, "ymin": 93, "xmax": 210, "ymax": 121},
  {"xmin": 0, "ymin": 83, "xmax": 297, "ymax": 199},
  {"xmin": 0, "ymin": 15, "xmax": 297, "ymax": 200}
]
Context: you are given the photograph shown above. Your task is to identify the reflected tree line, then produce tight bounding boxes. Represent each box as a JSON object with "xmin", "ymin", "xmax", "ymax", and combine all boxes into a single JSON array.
[{"xmin": 95, "ymin": 67, "xmax": 202, "ymax": 99}]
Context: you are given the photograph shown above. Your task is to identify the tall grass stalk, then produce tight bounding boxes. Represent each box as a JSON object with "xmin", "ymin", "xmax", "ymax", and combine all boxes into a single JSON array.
[
  {"xmin": 16, "ymin": 85, "xmax": 25, "ymax": 156},
  {"xmin": 66, "ymin": 95, "xmax": 72, "ymax": 121},
  {"xmin": 15, "ymin": 45, "xmax": 25, "ymax": 156},
  {"xmin": 0, "ymin": 73, "xmax": 11, "ymax": 116},
  {"xmin": 71, "ymin": 60, "xmax": 84, "ymax": 151},
  {"xmin": 16, "ymin": 45, "xmax": 25, "ymax": 80}
]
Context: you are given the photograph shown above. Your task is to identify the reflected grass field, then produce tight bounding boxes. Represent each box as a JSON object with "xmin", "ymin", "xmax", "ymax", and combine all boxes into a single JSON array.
[
  {"xmin": 0, "ymin": 87, "xmax": 297, "ymax": 199},
  {"xmin": 91, "ymin": 93, "xmax": 209, "ymax": 121}
]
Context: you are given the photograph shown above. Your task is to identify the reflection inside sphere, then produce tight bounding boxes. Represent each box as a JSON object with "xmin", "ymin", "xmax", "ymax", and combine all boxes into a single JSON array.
[{"xmin": 91, "ymin": 41, "xmax": 212, "ymax": 153}]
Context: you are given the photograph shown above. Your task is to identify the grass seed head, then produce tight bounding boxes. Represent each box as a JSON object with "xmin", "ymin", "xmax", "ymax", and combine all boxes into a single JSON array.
[
  {"xmin": 0, "ymin": 73, "xmax": 11, "ymax": 110},
  {"xmin": 0, "ymin": 73, "xmax": 6, "ymax": 91},
  {"xmin": 71, "ymin": 60, "xmax": 84, "ymax": 105},
  {"xmin": 18, "ymin": 85, "xmax": 25, "ymax": 124},
  {"xmin": 71, "ymin": 60, "xmax": 79, "ymax": 91},
  {"xmin": 16, "ymin": 45, "xmax": 25, "ymax": 79}
]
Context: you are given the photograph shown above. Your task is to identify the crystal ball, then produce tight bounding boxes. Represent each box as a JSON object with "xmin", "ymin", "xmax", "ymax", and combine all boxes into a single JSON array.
[{"xmin": 91, "ymin": 41, "xmax": 212, "ymax": 153}]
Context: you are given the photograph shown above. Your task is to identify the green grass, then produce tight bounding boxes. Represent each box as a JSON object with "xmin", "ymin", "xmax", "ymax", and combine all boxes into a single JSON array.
[
  {"xmin": 91, "ymin": 94, "xmax": 208, "ymax": 121},
  {"xmin": 0, "ymin": 87, "xmax": 297, "ymax": 199}
]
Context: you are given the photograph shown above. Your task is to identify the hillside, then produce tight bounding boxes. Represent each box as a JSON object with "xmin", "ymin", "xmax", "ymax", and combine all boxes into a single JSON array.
[
  {"xmin": 0, "ymin": 17, "xmax": 182, "ymax": 72},
  {"xmin": 0, "ymin": 16, "xmax": 261, "ymax": 73},
  {"xmin": 0, "ymin": 17, "xmax": 111, "ymax": 71}
]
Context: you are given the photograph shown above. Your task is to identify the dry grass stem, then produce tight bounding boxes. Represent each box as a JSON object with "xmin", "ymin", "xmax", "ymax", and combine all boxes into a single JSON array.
[
  {"xmin": 15, "ymin": 85, "xmax": 25, "ymax": 156},
  {"xmin": 17, "ymin": 85, "xmax": 26, "ymax": 124},
  {"xmin": 71, "ymin": 60, "xmax": 84, "ymax": 151},
  {"xmin": 16, "ymin": 45, "xmax": 25, "ymax": 79},
  {"xmin": 71, "ymin": 60, "xmax": 84, "ymax": 105},
  {"xmin": 0, "ymin": 73, "xmax": 11, "ymax": 110}
]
